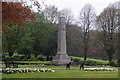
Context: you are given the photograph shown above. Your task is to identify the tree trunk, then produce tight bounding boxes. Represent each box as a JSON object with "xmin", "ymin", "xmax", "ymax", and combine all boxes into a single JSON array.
[
  {"xmin": 84, "ymin": 54, "xmax": 87, "ymax": 61},
  {"xmin": 46, "ymin": 55, "xmax": 49, "ymax": 61},
  {"xmin": 107, "ymin": 53, "xmax": 113, "ymax": 62},
  {"xmin": 118, "ymin": 27, "xmax": 120, "ymax": 67},
  {"xmin": 9, "ymin": 52, "xmax": 14, "ymax": 57},
  {"xmin": 106, "ymin": 48, "xmax": 114, "ymax": 62},
  {"xmin": 27, "ymin": 54, "xmax": 31, "ymax": 59},
  {"xmin": 35, "ymin": 54, "xmax": 38, "ymax": 58},
  {"xmin": 84, "ymin": 45, "xmax": 87, "ymax": 61}
]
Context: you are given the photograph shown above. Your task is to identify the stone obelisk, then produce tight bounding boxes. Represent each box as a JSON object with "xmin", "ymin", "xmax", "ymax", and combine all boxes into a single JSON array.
[{"xmin": 51, "ymin": 17, "xmax": 71, "ymax": 65}]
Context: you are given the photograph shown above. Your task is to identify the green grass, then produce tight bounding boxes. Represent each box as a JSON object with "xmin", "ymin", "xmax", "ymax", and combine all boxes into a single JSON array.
[
  {"xmin": 0, "ymin": 61, "xmax": 3, "ymax": 63},
  {"xmin": 71, "ymin": 56, "xmax": 108, "ymax": 63},
  {"xmin": 1, "ymin": 64, "xmax": 79, "ymax": 69},
  {"xmin": 1, "ymin": 64, "xmax": 118, "ymax": 69},
  {"xmin": 1, "ymin": 56, "xmax": 108, "ymax": 64},
  {"xmin": 2, "ymin": 70, "xmax": 118, "ymax": 78},
  {"xmin": 1, "ymin": 57, "xmax": 118, "ymax": 78},
  {"xmin": 19, "ymin": 65, "xmax": 79, "ymax": 69},
  {"xmin": 14, "ymin": 61, "xmax": 50, "ymax": 64},
  {"xmin": 2, "ymin": 64, "xmax": 119, "ymax": 78},
  {"xmin": 1, "ymin": 61, "xmax": 50, "ymax": 64}
]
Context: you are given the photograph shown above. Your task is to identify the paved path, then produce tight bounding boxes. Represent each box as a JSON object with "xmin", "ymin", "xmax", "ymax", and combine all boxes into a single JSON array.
[
  {"xmin": 0, "ymin": 67, "xmax": 81, "ymax": 70},
  {"xmin": 53, "ymin": 69, "xmax": 81, "ymax": 70}
]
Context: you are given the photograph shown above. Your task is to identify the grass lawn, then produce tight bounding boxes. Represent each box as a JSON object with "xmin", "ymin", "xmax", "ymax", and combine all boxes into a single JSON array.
[
  {"xmin": 1, "ymin": 64, "xmax": 79, "ymax": 69},
  {"xmin": 71, "ymin": 56, "xmax": 108, "ymax": 64},
  {"xmin": 2, "ymin": 64, "xmax": 118, "ymax": 78},
  {"xmin": 1, "ymin": 57, "xmax": 118, "ymax": 78},
  {"xmin": 2, "ymin": 64, "xmax": 118, "ymax": 69},
  {"xmin": 0, "ymin": 61, "xmax": 50, "ymax": 64},
  {"xmin": 2, "ymin": 70, "xmax": 118, "ymax": 78}
]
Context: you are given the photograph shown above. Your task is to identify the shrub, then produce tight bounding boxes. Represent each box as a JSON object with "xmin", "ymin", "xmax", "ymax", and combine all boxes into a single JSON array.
[
  {"xmin": 13, "ymin": 56, "xmax": 21, "ymax": 61},
  {"xmin": 47, "ymin": 56, "xmax": 53, "ymax": 61},
  {"xmin": 96, "ymin": 62, "xmax": 108, "ymax": 66},
  {"xmin": 70, "ymin": 56, "xmax": 108, "ymax": 66},
  {"xmin": 27, "ymin": 56, "xmax": 37, "ymax": 61},
  {"xmin": 85, "ymin": 60, "xmax": 97, "ymax": 66},
  {"xmin": 4, "ymin": 57, "xmax": 13, "ymax": 62},
  {"xmin": 20, "ymin": 56, "xmax": 27, "ymax": 61},
  {"xmin": 73, "ymin": 58, "xmax": 80, "ymax": 62},
  {"xmin": 117, "ymin": 60, "xmax": 120, "ymax": 67},
  {"xmin": 2, "ymin": 56, "xmax": 5, "ymax": 61},
  {"xmin": 30, "ymin": 56, "xmax": 35, "ymax": 59},
  {"xmin": 37, "ymin": 57, "xmax": 46, "ymax": 61},
  {"xmin": 27, "ymin": 59, "xmax": 35, "ymax": 61},
  {"xmin": 3, "ymin": 57, "xmax": 13, "ymax": 68},
  {"xmin": 109, "ymin": 60, "xmax": 117, "ymax": 67},
  {"xmin": 70, "ymin": 56, "xmax": 81, "ymax": 62},
  {"xmin": 70, "ymin": 57, "xmax": 73, "ymax": 61},
  {"xmin": 37, "ymin": 55, "xmax": 46, "ymax": 61}
]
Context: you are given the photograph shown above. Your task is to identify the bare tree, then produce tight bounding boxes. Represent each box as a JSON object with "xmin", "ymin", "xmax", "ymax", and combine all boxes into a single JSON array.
[
  {"xmin": 79, "ymin": 4, "xmax": 96, "ymax": 61},
  {"xmin": 96, "ymin": 5, "xmax": 119, "ymax": 62},
  {"xmin": 117, "ymin": 1, "xmax": 120, "ymax": 67},
  {"xmin": 59, "ymin": 8, "xmax": 75, "ymax": 29},
  {"xmin": 43, "ymin": 5, "xmax": 59, "ymax": 24}
]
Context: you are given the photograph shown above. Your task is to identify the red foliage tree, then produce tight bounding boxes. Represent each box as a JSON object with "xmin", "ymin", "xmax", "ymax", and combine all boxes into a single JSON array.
[
  {"xmin": 2, "ymin": 0, "xmax": 43, "ymax": 33},
  {"xmin": 1, "ymin": 0, "xmax": 44, "ymax": 57},
  {"xmin": 2, "ymin": 2, "xmax": 34, "ymax": 28}
]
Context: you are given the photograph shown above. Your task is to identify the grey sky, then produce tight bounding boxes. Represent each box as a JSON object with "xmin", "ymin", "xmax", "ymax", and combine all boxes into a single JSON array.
[{"xmin": 43, "ymin": 0, "xmax": 119, "ymax": 19}]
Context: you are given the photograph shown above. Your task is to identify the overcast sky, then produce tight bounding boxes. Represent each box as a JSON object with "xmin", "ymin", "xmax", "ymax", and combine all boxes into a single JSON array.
[{"xmin": 43, "ymin": 0, "xmax": 119, "ymax": 19}]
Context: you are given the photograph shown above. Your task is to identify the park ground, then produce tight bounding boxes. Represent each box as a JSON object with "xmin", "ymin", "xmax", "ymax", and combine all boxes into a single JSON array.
[{"xmin": 1, "ymin": 62, "xmax": 119, "ymax": 78}]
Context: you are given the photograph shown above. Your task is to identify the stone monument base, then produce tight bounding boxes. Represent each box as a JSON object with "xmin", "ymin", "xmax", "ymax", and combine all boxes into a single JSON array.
[{"xmin": 51, "ymin": 53, "xmax": 71, "ymax": 65}]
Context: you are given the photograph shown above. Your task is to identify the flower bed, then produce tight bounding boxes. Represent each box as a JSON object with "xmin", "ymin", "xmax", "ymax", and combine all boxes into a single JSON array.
[
  {"xmin": 2, "ymin": 68, "xmax": 55, "ymax": 74},
  {"xmin": 84, "ymin": 67, "xmax": 118, "ymax": 71}
]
